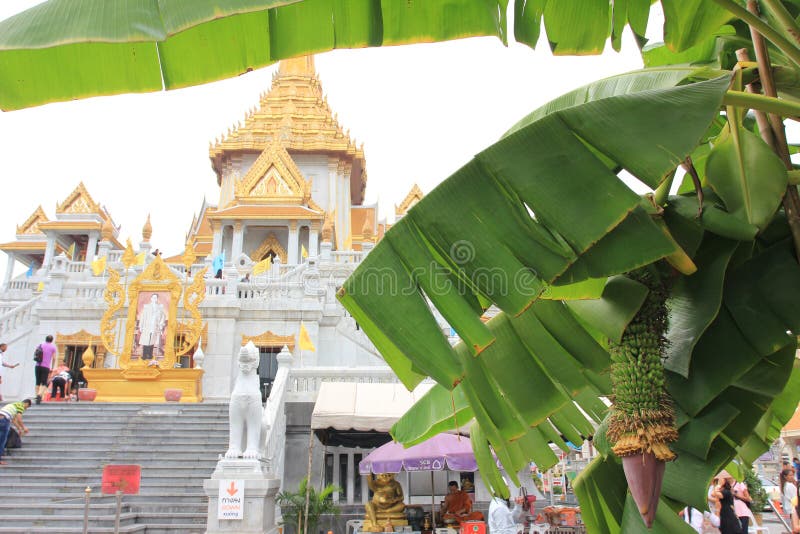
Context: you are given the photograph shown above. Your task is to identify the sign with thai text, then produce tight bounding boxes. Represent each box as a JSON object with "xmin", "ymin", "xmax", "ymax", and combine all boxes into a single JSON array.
[
  {"xmin": 101, "ymin": 464, "xmax": 141, "ymax": 495},
  {"xmin": 218, "ymin": 479, "xmax": 244, "ymax": 520}
]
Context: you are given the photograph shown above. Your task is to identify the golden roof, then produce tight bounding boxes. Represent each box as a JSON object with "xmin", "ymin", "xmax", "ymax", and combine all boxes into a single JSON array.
[
  {"xmin": 38, "ymin": 220, "xmax": 103, "ymax": 231},
  {"xmin": 783, "ymin": 407, "xmax": 800, "ymax": 434},
  {"xmin": 208, "ymin": 204, "xmax": 324, "ymax": 220},
  {"xmin": 351, "ymin": 206, "xmax": 377, "ymax": 243},
  {"xmin": 0, "ymin": 240, "xmax": 48, "ymax": 252},
  {"xmin": 56, "ymin": 182, "xmax": 101, "ymax": 215},
  {"xmin": 16, "ymin": 206, "xmax": 48, "ymax": 235},
  {"xmin": 233, "ymin": 140, "xmax": 310, "ymax": 205},
  {"xmin": 396, "ymin": 184, "xmax": 424, "ymax": 218},
  {"xmin": 209, "ymin": 55, "xmax": 366, "ymax": 203}
]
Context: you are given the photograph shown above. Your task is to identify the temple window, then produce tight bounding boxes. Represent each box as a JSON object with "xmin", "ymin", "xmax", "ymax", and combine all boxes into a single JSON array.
[{"xmin": 257, "ymin": 346, "xmax": 281, "ymax": 401}]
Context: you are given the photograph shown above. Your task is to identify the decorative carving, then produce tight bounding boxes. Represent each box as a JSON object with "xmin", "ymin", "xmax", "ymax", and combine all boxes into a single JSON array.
[
  {"xmin": 251, "ymin": 233, "xmax": 287, "ymax": 264},
  {"xmin": 233, "ymin": 141, "xmax": 309, "ymax": 204},
  {"xmin": 362, "ymin": 214, "xmax": 374, "ymax": 242},
  {"xmin": 101, "ymin": 219, "xmax": 115, "ymax": 241},
  {"xmin": 241, "ymin": 330, "xmax": 295, "ymax": 349},
  {"xmin": 396, "ymin": 184, "xmax": 424, "ymax": 218},
  {"xmin": 81, "ymin": 346, "xmax": 95, "ymax": 369},
  {"xmin": 181, "ymin": 241, "xmax": 196, "ymax": 271},
  {"xmin": 225, "ymin": 342, "xmax": 262, "ymax": 459},
  {"xmin": 119, "ymin": 256, "xmax": 183, "ymax": 370},
  {"xmin": 100, "ymin": 268, "xmax": 125, "ymax": 357},
  {"xmin": 175, "ymin": 267, "xmax": 208, "ymax": 358},
  {"xmin": 321, "ymin": 213, "xmax": 334, "ymax": 243},
  {"xmin": 56, "ymin": 182, "xmax": 101, "ymax": 214},
  {"xmin": 16, "ymin": 206, "xmax": 48, "ymax": 235}
]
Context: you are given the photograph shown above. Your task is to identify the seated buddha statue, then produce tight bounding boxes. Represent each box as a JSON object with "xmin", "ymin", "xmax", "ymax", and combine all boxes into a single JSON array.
[{"xmin": 364, "ymin": 473, "xmax": 407, "ymax": 531}]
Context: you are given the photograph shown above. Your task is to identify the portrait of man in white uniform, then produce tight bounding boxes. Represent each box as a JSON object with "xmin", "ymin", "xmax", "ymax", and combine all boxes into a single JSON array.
[{"xmin": 135, "ymin": 293, "xmax": 167, "ymax": 359}]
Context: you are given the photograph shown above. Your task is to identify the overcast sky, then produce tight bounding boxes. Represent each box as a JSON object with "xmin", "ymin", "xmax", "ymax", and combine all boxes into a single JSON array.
[{"xmin": 0, "ymin": 2, "xmax": 655, "ymax": 272}]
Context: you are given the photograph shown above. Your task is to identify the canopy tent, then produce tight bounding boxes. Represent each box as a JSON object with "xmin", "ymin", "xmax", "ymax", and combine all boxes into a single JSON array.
[
  {"xmin": 358, "ymin": 433, "xmax": 478, "ymax": 474},
  {"xmin": 310, "ymin": 382, "xmax": 434, "ymax": 447}
]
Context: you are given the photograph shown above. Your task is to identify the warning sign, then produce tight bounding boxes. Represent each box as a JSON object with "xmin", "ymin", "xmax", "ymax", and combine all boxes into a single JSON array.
[
  {"xmin": 218, "ymin": 479, "xmax": 244, "ymax": 520},
  {"xmin": 101, "ymin": 465, "xmax": 141, "ymax": 495}
]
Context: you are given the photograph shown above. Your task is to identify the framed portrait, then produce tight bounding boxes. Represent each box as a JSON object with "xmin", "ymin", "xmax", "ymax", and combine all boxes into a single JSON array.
[
  {"xmin": 120, "ymin": 257, "xmax": 181, "ymax": 369},
  {"xmin": 132, "ymin": 291, "xmax": 171, "ymax": 360}
]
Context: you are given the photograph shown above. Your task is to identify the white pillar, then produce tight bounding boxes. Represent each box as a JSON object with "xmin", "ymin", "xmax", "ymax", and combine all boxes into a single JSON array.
[
  {"xmin": 287, "ymin": 221, "xmax": 299, "ymax": 265},
  {"xmin": 309, "ymin": 222, "xmax": 320, "ymax": 257},
  {"xmin": 231, "ymin": 221, "xmax": 244, "ymax": 259},
  {"xmin": 85, "ymin": 232, "xmax": 99, "ymax": 264},
  {"xmin": 41, "ymin": 233, "xmax": 56, "ymax": 273},
  {"xmin": 3, "ymin": 253, "xmax": 15, "ymax": 288},
  {"xmin": 207, "ymin": 222, "xmax": 222, "ymax": 270},
  {"xmin": 97, "ymin": 239, "xmax": 112, "ymax": 259}
]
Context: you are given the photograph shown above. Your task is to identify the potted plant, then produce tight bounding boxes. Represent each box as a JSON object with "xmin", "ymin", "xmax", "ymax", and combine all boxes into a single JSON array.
[
  {"xmin": 745, "ymin": 467, "xmax": 768, "ymax": 525},
  {"xmin": 276, "ymin": 478, "xmax": 340, "ymax": 534}
]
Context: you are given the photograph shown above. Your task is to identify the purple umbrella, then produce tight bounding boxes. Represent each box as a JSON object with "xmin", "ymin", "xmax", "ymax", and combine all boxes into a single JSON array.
[
  {"xmin": 359, "ymin": 433, "xmax": 478, "ymax": 525},
  {"xmin": 359, "ymin": 433, "xmax": 478, "ymax": 474}
]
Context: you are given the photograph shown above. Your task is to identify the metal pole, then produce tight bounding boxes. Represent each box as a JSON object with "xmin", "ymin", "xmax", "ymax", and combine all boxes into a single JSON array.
[
  {"xmin": 82, "ymin": 486, "xmax": 91, "ymax": 534},
  {"xmin": 431, "ymin": 471, "xmax": 435, "ymax": 527},
  {"xmin": 114, "ymin": 489, "xmax": 122, "ymax": 534}
]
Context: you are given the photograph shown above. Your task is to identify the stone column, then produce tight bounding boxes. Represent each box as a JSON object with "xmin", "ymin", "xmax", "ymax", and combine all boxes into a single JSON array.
[
  {"xmin": 287, "ymin": 221, "xmax": 299, "ymax": 265},
  {"xmin": 203, "ymin": 460, "xmax": 280, "ymax": 534},
  {"xmin": 232, "ymin": 221, "xmax": 244, "ymax": 260},
  {"xmin": 309, "ymin": 221, "xmax": 320, "ymax": 258},
  {"xmin": 3, "ymin": 252, "xmax": 15, "ymax": 289},
  {"xmin": 85, "ymin": 232, "xmax": 99, "ymax": 264},
  {"xmin": 97, "ymin": 240, "xmax": 112, "ymax": 260},
  {"xmin": 40, "ymin": 233, "xmax": 56, "ymax": 274}
]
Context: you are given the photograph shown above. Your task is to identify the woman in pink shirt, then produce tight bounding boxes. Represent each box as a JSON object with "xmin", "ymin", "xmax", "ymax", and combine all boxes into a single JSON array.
[
  {"xmin": 732, "ymin": 478, "xmax": 755, "ymax": 533},
  {"xmin": 34, "ymin": 335, "xmax": 57, "ymax": 404}
]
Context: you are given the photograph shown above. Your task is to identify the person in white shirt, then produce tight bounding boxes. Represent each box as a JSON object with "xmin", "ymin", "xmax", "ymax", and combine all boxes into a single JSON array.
[
  {"xmin": 0, "ymin": 343, "xmax": 20, "ymax": 401},
  {"xmin": 680, "ymin": 507, "xmax": 704, "ymax": 534},
  {"xmin": 488, "ymin": 495, "xmax": 524, "ymax": 534},
  {"xmin": 781, "ymin": 468, "xmax": 798, "ymax": 520}
]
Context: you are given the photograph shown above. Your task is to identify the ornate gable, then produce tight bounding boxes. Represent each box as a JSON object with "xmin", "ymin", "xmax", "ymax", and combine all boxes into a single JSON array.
[
  {"xmin": 17, "ymin": 206, "xmax": 48, "ymax": 235},
  {"xmin": 234, "ymin": 141, "xmax": 310, "ymax": 205},
  {"xmin": 56, "ymin": 182, "xmax": 100, "ymax": 215},
  {"xmin": 251, "ymin": 232, "xmax": 287, "ymax": 264},
  {"xmin": 395, "ymin": 184, "xmax": 424, "ymax": 218}
]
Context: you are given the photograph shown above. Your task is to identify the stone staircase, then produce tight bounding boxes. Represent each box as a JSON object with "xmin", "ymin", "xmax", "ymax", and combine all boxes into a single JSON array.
[{"xmin": 0, "ymin": 401, "xmax": 229, "ymax": 533}]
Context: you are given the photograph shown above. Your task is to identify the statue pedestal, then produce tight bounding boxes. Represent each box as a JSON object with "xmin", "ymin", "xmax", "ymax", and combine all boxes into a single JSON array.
[
  {"xmin": 204, "ymin": 459, "xmax": 280, "ymax": 534},
  {"xmin": 362, "ymin": 518, "xmax": 409, "ymax": 532},
  {"xmin": 82, "ymin": 368, "xmax": 204, "ymax": 402}
]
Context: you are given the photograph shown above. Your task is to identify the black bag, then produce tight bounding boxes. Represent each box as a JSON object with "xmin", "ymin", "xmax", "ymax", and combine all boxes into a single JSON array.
[
  {"xmin": 33, "ymin": 344, "xmax": 43, "ymax": 363},
  {"xmin": 5, "ymin": 427, "xmax": 21, "ymax": 449}
]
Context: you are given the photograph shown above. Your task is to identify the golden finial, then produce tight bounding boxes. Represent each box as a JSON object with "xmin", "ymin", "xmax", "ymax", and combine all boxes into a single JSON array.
[
  {"xmin": 322, "ymin": 213, "xmax": 334, "ymax": 243},
  {"xmin": 81, "ymin": 345, "xmax": 95, "ymax": 370},
  {"xmin": 122, "ymin": 238, "xmax": 136, "ymax": 268},
  {"xmin": 142, "ymin": 213, "xmax": 152, "ymax": 242},
  {"xmin": 101, "ymin": 219, "xmax": 115, "ymax": 241},
  {"xmin": 182, "ymin": 240, "xmax": 196, "ymax": 271},
  {"xmin": 362, "ymin": 214, "xmax": 374, "ymax": 241}
]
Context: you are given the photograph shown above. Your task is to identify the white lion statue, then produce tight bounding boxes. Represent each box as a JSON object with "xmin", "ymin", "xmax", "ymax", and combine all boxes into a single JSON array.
[{"xmin": 225, "ymin": 341, "xmax": 263, "ymax": 459}]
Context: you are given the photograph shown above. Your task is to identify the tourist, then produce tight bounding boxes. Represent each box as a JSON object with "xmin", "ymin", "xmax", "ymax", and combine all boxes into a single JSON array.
[
  {"xmin": 679, "ymin": 507, "xmax": 704, "ymax": 534},
  {"xmin": 48, "ymin": 362, "xmax": 72, "ymax": 400},
  {"xmin": 487, "ymin": 495, "xmax": 524, "ymax": 534},
  {"xmin": 714, "ymin": 471, "xmax": 743, "ymax": 534},
  {"xmin": 442, "ymin": 481, "xmax": 483, "ymax": 525},
  {"xmin": 708, "ymin": 476, "xmax": 721, "ymax": 528},
  {"xmin": 0, "ymin": 399, "xmax": 31, "ymax": 465},
  {"xmin": 0, "ymin": 343, "xmax": 20, "ymax": 402},
  {"xmin": 783, "ymin": 468, "xmax": 798, "ymax": 520},
  {"xmin": 34, "ymin": 335, "xmax": 57, "ymax": 404},
  {"xmin": 732, "ymin": 477, "xmax": 755, "ymax": 533}
]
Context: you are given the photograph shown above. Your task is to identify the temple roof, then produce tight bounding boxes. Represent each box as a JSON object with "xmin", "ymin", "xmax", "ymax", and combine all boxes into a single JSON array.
[
  {"xmin": 208, "ymin": 204, "xmax": 324, "ymax": 220},
  {"xmin": 395, "ymin": 184, "xmax": 424, "ymax": 218},
  {"xmin": 209, "ymin": 56, "xmax": 366, "ymax": 203},
  {"xmin": 56, "ymin": 182, "xmax": 101, "ymax": 216},
  {"xmin": 16, "ymin": 206, "xmax": 48, "ymax": 236}
]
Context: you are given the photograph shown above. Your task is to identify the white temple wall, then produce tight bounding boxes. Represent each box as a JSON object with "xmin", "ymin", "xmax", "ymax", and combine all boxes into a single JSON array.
[{"xmin": 294, "ymin": 154, "xmax": 331, "ymax": 210}]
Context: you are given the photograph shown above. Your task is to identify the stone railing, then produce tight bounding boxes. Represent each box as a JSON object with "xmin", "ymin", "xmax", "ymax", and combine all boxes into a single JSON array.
[
  {"xmin": 61, "ymin": 280, "xmax": 106, "ymax": 300},
  {"xmin": 329, "ymin": 251, "xmax": 364, "ymax": 264},
  {"xmin": 0, "ymin": 295, "xmax": 42, "ymax": 339},
  {"xmin": 237, "ymin": 281, "xmax": 305, "ymax": 302},
  {"xmin": 286, "ymin": 367, "xmax": 400, "ymax": 401},
  {"xmin": 262, "ymin": 351, "xmax": 292, "ymax": 475},
  {"xmin": 65, "ymin": 260, "xmax": 86, "ymax": 273},
  {"xmin": 205, "ymin": 279, "xmax": 226, "ymax": 296},
  {"xmin": 107, "ymin": 250, "xmax": 124, "ymax": 263},
  {"xmin": 2, "ymin": 279, "xmax": 38, "ymax": 301}
]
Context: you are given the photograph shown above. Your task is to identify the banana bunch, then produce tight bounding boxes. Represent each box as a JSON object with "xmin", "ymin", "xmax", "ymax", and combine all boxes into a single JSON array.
[{"xmin": 606, "ymin": 268, "xmax": 678, "ymax": 461}]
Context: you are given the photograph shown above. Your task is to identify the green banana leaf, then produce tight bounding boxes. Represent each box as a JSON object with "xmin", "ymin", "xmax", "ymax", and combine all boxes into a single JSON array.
[{"xmin": 0, "ymin": 0, "xmax": 509, "ymax": 110}]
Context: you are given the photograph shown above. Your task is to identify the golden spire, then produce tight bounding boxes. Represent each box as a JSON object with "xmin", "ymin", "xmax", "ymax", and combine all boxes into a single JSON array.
[
  {"xmin": 142, "ymin": 214, "xmax": 152, "ymax": 242},
  {"xmin": 101, "ymin": 218, "xmax": 115, "ymax": 241},
  {"xmin": 277, "ymin": 55, "xmax": 315, "ymax": 77},
  {"xmin": 362, "ymin": 213, "xmax": 374, "ymax": 242},
  {"xmin": 321, "ymin": 212, "xmax": 334, "ymax": 243}
]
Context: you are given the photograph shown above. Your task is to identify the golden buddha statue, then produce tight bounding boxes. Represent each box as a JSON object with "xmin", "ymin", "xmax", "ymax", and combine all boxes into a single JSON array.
[{"xmin": 363, "ymin": 473, "xmax": 408, "ymax": 532}]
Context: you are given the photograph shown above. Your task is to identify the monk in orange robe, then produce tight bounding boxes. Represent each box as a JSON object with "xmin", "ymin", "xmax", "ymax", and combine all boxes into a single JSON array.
[{"xmin": 442, "ymin": 481, "xmax": 484, "ymax": 525}]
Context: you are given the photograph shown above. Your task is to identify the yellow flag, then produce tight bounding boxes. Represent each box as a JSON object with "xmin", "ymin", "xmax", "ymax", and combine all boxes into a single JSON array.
[
  {"xmin": 298, "ymin": 322, "xmax": 316, "ymax": 352},
  {"xmin": 122, "ymin": 238, "xmax": 136, "ymax": 267},
  {"xmin": 252, "ymin": 256, "xmax": 272, "ymax": 275},
  {"xmin": 135, "ymin": 252, "xmax": 146, "ymax": 265},
  {"xmin": 67, "ymin": 242, "xmax": 76, "ymax": 260},
  {"xmin": 301, "ymin": 244, "xmax": 309, "ymax": 259},
  {"xmin": 36, "ymin": 281, "xmax": 44, "ymax": 292},
  {"xmin": 91, "ymin": 256, "xmax": 107, "ymax": 276}
]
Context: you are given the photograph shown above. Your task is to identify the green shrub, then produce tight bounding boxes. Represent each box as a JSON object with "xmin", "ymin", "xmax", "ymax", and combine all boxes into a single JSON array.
[
  {"xmin": 276, "ymin": 478, "xmax": 341, "ymax": 534},
  {"xmin": 745, "ymin": 467, "xmax": 768, "ymax": 513}
]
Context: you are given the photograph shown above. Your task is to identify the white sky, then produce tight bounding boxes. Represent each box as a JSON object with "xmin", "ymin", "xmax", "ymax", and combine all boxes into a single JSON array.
[{"xmin": 0, "ymin": 1, "xmax": 658, "ymax": 271}]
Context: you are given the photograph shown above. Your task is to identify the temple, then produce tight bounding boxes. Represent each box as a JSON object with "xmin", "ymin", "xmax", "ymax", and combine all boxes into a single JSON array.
[{"xmin": 0, "ymin": 56, "xmax": 500, "ymax": 509}]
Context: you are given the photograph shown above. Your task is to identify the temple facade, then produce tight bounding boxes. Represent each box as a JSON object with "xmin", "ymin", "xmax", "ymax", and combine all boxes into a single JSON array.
[{"xmin": 0, "ymin": 56, "xmax": 497, "ymax": 507}]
